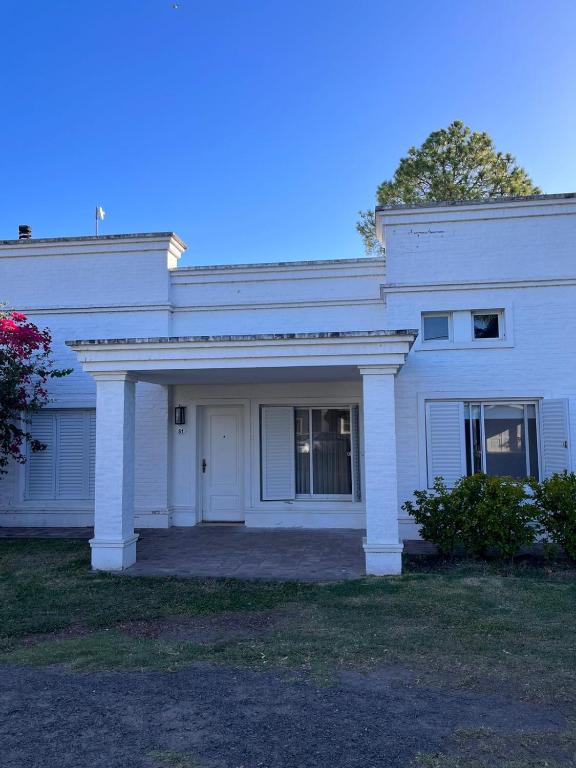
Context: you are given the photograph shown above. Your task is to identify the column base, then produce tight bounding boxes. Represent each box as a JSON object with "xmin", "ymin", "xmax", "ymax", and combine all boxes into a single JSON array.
[
  {"xmin": 90, "ymin": 534, "xmax": 139, "ymax": 571},
  {"xmin": 363, "ymin": 540, "xmax": 403, "ymax": 575}
]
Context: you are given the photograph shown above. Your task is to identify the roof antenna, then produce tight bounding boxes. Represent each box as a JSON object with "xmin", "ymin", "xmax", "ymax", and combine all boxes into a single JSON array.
[{"xmin": 95, "ymin": 206, "xmax": 105, "ymax": 236}]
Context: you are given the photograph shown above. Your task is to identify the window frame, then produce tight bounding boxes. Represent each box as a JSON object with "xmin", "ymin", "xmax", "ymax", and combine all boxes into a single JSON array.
[
  {"xmin": 471, "ymin": 310, "xmax": 505, "ymax": 341},
  {"xmin": 294, "ymin": 405, "xmax": 356, "ymax": 500},
  {"xmin": 422, "ymin": 312, "xmax": 452, "ymax": 343},
  {"xmin": 464, "ymin": 400, "xmax": 540, "ymax": 480}
]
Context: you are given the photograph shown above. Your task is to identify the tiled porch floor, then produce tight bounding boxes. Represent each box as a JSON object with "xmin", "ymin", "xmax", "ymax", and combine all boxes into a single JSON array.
[
  {"xmin": 0, "ymin": 526, "xmax": 436, "ymax": 581},
  {"xmin": 131, "ymin": 526, "xmax": 367, "ymax": 581}
]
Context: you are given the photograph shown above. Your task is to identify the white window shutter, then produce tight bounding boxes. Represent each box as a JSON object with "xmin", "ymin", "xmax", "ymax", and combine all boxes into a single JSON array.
[
  {"xmin": 56, "ymin": 411, "xmax": 89, "ymax": 499},
  {"xmin": 261, "ymin": 406, "xmax": 295, "ymax": 500},
  {"xmin": 25, "ymin": 409, "xmax": 96, "ymax": 501},
  {"xmin": 26, "ymin": 412, "xmax": 56, "ymax": 499},
  {"xmin": 540, "ymin": 399, "xmax": 571, "ymax": 478},
  {"xmin": 426, "ymin": 401, "xmax": 466, "ymax": 487}
]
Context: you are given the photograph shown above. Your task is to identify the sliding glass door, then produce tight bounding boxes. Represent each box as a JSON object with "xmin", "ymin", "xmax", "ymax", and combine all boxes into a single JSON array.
[{"xmin": 464, "ymin": 402, "xmax": 539, "ymax": 479}]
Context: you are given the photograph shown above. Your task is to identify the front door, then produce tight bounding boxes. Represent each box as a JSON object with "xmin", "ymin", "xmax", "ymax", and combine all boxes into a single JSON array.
[{"xmin": 200, "ymin": 406, "xmax": 245, "ymax": 522}]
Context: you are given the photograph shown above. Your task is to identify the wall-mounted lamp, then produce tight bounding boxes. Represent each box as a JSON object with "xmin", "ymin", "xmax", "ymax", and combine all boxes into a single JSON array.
[{"xmin": 174, "ymin": 406, "xmax": 187, "ymax": 425}]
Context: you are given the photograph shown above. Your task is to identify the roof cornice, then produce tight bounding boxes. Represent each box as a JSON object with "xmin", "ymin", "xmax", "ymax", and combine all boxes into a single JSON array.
[
  {"xmin": 375, "ymin": 193, "xmax": 576, "ymax": 241},
  {"xmin": 375, "ymin": 192, "xmax": 576, "ymax": 213},
  {"xmin": 0, "ymin": 231, "xmax": 187, "ymax": 248}
]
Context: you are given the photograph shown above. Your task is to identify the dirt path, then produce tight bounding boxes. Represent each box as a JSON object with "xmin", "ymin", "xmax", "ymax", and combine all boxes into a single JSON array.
[{"xmin": 0, "ymin": 663, "xmax": 569, "ymax": 768}]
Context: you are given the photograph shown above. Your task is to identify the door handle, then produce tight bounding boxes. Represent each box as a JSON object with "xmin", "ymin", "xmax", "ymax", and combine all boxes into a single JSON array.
[{"xmin": 202, "ymin": 459, "xmax": 207, "ymax": 473}]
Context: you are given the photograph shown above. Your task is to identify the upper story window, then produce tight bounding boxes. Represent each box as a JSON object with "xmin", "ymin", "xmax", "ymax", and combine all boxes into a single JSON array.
[
  {"xmin": 473, "ymin": 312, "xmax": 503, "ymax": 340},
  {"xmin": 422, "ymin": 313, "xmax": 451, "ymax": 342},
  {"xmin": 418, "ymin": 308, "xmax": 508, "ymax": 349}
]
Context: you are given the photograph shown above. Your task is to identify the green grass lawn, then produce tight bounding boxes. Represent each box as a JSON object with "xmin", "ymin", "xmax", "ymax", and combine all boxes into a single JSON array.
[{"xmin": 1, "ymin": 539, "xmax": 575, "ymax": 707}]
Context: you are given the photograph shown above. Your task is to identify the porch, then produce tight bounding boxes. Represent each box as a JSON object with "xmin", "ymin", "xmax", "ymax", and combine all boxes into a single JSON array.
[{"xmin": 66, "ymin": 330, "xmax": 418, "ymax": 575}]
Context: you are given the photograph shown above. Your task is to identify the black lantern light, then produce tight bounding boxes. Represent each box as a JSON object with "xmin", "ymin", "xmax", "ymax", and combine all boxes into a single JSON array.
[{"xmin": 174, "ymin": 406, "xmax": 187, "ymax": 425}]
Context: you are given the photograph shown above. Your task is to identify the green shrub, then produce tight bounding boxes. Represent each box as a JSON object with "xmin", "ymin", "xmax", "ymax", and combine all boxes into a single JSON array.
[
  {"xmin": 457, "ymin": 474, "xmax": 537, "ymax": 560},
  {"xmin": 532, "ymin": 471, "xmax": 576, "ymax": 561},
  {"xmin": 403, "ymin": 473, "xmax": 537, "ymax": 560},
  {"xmin": 402, "ymin": 477, "xmax": 464, "ymax": 556}
]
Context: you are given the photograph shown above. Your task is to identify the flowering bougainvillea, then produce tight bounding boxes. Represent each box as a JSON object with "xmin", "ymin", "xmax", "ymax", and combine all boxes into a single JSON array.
[{"xmin": 0, "ymin": 308, "xmax": 71, "ymax": 472}]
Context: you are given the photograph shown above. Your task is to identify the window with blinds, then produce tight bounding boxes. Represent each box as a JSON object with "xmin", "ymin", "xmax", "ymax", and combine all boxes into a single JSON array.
[{"xmin": 25, "ymin": 410, "xmax": 96, "ymax": 501}]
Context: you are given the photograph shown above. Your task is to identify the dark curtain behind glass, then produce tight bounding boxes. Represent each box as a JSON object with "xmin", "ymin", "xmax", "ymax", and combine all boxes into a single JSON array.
[{"xmin": 312, "ymin": 409, "xmax": 352, "ymax": 494}]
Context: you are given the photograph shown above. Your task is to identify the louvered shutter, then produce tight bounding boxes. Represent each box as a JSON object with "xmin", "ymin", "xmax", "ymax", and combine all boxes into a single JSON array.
[
  {"xmin": 26, "ymin": 412, "xmax": 56, "ymax": 499},
  {"xmin": 25, "ymin": 410, "xmax": 96, "ymax": 500},
  {"xmin": 261, "ymin": 406, "xmax": 295, "ymax": 500},
  {"xmin": 425, "ymin": 401, "xmax": 466, "ymax": 487},
  {"xmin": 540, "ymin": 399, "xmax": 571, "ymax": 478},
  {"xmin": 56, "ymin": 411, "xmax": 89, "ymax": 498}
]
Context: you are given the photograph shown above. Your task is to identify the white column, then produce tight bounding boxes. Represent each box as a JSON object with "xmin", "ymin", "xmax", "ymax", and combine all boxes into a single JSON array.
[
  {"xmin": 90, "ymin": 373, "xmax": 138, "ymax": 570},
  {"xmin": 360, "ymin": 366, "xmax": 403, "ymax": 575}
]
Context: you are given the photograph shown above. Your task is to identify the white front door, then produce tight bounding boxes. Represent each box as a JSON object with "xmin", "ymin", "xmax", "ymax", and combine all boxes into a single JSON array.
[{"xmin": 200, "ymin": 406, "xmax": 245, "ymax": 522}]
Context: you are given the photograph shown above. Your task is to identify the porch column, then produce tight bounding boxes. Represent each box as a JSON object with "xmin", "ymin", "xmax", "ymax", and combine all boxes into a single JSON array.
[
  {"xmin": 90, "ymin": 373, "xmax": 138, "ymax": 570},
  {"xmin": 359, "ymin": 366, "xmax": 403, "ymax": 575}
]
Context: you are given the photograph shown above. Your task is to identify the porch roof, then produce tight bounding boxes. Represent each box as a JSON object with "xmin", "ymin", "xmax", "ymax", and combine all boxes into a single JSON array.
[
  {"xmin": 66, "ymin": 329, "xmax": 417, "ymax": 346},
  {"xmin": 66, "ymin": 329, "xmax": 418, "ymax": 381}
]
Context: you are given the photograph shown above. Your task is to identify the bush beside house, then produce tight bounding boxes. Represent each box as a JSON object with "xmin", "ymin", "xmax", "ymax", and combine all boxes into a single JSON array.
[
  {"xmin": 532, "ymin": 471, "xmax": 576, "ymax": 561},
  {"xmin": 403, "ymin": 472, "xmax": 576, "ymax": 562}
]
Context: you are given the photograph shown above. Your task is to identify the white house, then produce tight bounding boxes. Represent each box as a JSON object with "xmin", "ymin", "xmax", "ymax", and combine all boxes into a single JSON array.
[{"xmin": 1, "ymin": 193, "xmax": 574, "ymax": 575}]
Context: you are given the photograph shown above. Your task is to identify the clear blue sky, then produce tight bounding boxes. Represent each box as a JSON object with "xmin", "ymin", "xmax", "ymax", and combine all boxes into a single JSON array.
[{"xmin": 1, "ymin": 1, "xmax": 575, "ymax": 266}]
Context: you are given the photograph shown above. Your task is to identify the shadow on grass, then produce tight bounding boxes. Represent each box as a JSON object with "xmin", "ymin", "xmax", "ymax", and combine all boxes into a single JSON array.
[{"xmin": 414, "ymin": 722, "xmax": 576, "ymax": 767}]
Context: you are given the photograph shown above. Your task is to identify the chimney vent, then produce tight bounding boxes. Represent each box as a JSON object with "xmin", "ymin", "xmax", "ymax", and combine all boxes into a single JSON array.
[{"xmin": 18, "ymin": 224, "xmax": 32, "ymax": 240}]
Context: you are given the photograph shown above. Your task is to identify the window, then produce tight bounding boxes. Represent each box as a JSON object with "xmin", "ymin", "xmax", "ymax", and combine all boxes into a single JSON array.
[
  {"xmin": 419, "ymin": 309, "xmax": 510, "ymax": 351},
  {"xmin": 426, "ymin": 399, "xmax": 570, "ymax": 488},
  {"xmin": 25, "ymin": 410, "xmax": 96, "ymax": 500},
  {"xmin": 464, "ymin": 402, "xmax": 539, "ymax": 479},
  {"xmin": 473, "ymin": 312, "xmax": 502, "ymax": 339},
  {"xmin": 260, "ymin": 405, "xmax": 359, "ymax": 500},
  {"xmin": 295, "ymin": 408, "xmax": 352, "ymax": 495},
  {"xmin": 423, "ymin": 313, "xmax": 450, "ymax": 341}
]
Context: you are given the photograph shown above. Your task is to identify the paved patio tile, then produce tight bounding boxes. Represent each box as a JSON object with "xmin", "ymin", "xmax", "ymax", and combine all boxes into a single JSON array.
[
  {"xmin": 125, "ymin": 527, "xmax": 366, "ymax": 581},
  {"xmin": 0, "ymin": 525, "xmax": 437, "ymax": 580}
]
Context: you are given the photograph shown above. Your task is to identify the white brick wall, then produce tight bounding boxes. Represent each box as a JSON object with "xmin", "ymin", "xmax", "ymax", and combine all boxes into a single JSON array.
[
  {"xmin": 378, "ymin": 196, "xmax": 576, "ymax": 537},
  {"xmin": 2, "ymin": 195, "xmax": 575, "ymax": 539},
  {"xmin": 0, "ymin": 237, "xmax": 386, "ymax": 527},
  {"xmin": 134, "ymin": 382, "xmax": 170, "ymax": 527}
]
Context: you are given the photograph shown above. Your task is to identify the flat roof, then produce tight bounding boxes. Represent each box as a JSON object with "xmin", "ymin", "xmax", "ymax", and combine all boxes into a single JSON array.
[
  {"xmin": 375, "ymin": 192, "xmax": 576, "ymax": 212},
  {"xmin": 173, "ymin": 256, "xmax": 384, "ymax": 272},
  {"xmin": 0, "ymin": 232, "xmax": 380, "ymax": 271},
  {"xmin": 67, "ymin": 329, "xmax": 418, "ymax": 346},
  {"xmin": 0, "ymin": 232, "xmax": 187, "ymax": 248}
]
